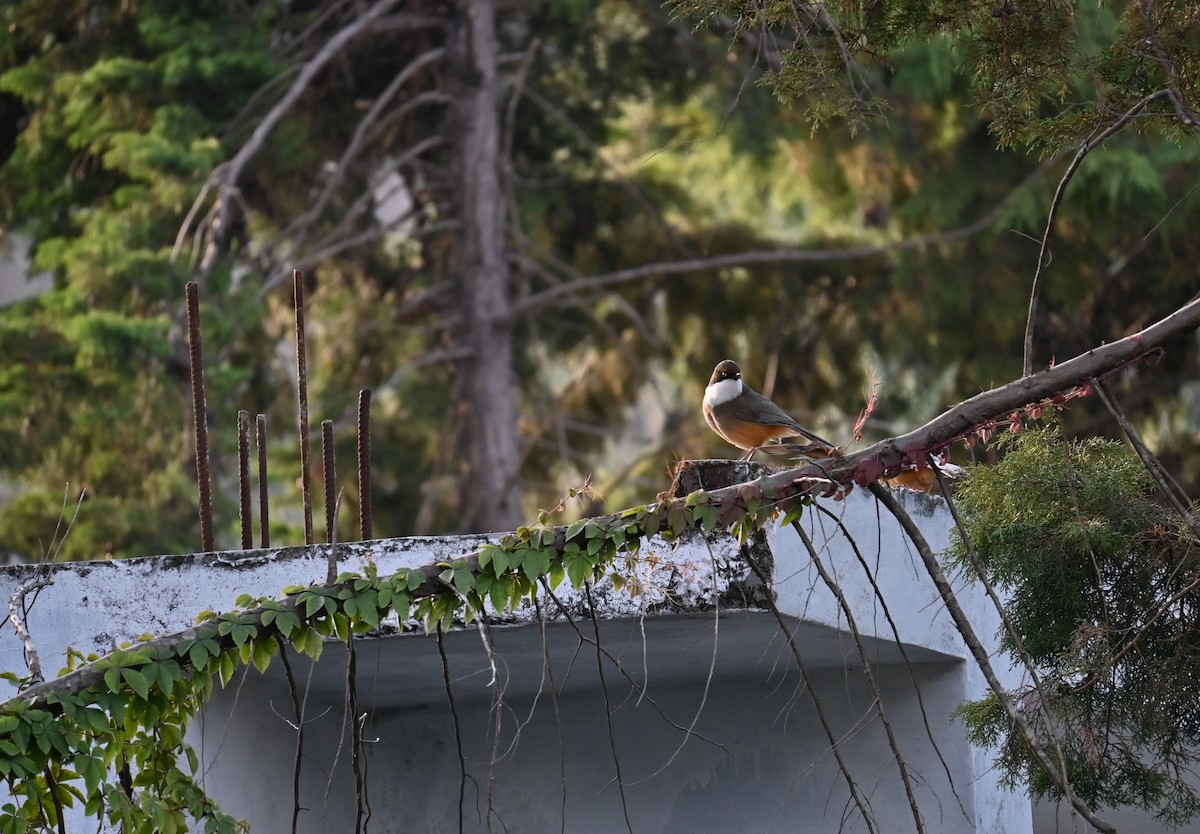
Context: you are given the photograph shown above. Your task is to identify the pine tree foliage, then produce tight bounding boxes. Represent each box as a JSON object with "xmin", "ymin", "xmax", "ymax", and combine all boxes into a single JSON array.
[{"xmin": 950, "ymin": 424, "xmax": 1200, "ymax": 824}]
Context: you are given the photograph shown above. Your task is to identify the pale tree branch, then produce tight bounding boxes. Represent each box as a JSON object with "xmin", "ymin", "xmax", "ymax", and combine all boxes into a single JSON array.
[
  {"xmin": 515, "ymin": 156, "xmax": 1061, "ymax": 314},
  {"xmin": 7, "ymin": 577, "xmax": 51, "ymax": 685},
  {"xmin": 927, "ymin": 458, "xmax": 1080, "ymax": 820},
  {"xmin": 262, "ymin": 49, "xmax": 447, "ymax": 255},
  {"xmin": 173, "ymin": 0, "xmax": 444, "ymax": 276}
]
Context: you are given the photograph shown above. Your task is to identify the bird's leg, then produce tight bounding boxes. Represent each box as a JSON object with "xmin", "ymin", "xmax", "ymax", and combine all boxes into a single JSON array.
[{"xmin": 741, "ymin": 447, "xmax": 758, "ymax": 461}]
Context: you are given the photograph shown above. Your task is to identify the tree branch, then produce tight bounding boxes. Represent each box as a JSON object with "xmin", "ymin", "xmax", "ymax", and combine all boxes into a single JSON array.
[
  {"xmin": 7, "ymin": 576, "xmax": 51, "ymax": 685},
  {"xmin": 11, "ymin": 296, "xmax": 1200, "ymax": 711},
  {"xmin": 514, "ymin": 156, "xmax": 1060, "ymax": 314},
  {"xmin": 173, "ymin": 1, "xmax": 444, "ymax": 275},
  {"xmin": 869, "ymin": 481, "xmax": 1116, "ymax": 833},
  {"xmin": 1022, "ymin": 88, "xmax": 1174, "ymax": 376}
]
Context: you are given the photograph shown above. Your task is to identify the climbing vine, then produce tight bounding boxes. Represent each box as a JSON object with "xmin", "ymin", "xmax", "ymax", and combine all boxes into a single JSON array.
[{"xmin": 0, "ymin": 480, "xmax": 789, "ymax": 833}]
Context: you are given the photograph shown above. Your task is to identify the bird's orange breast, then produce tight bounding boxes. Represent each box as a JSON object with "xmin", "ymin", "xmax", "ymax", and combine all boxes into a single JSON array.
[{"xmin": 706, "ymin": 408, "xmax": 796, "ymax": 450}]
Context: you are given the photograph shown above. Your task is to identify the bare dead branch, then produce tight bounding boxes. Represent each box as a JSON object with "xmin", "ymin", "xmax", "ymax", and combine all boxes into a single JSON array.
[
  {"xmin": 263, "ymin": 48, "xmax": 446, "ymax": 254},
  {"xmin": 515, "ymin": 156, "xmax": 1061, "ymax": 314},
  {"xmin": 174, "ymin": 0, "xmax": 443, "ymax": 275}
]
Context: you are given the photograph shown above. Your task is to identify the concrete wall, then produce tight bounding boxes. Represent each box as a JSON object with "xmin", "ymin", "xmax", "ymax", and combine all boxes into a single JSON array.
[
  {"xmin": 197, "ymin": 636, "xmax": 977, "ymax": 834},
  {"xmin": 0, "ymin": 488, "xmax": 1037, "ymax": 833}
]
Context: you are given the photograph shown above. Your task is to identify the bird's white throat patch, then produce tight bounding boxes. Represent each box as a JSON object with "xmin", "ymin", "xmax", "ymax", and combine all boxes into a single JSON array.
[{"xmin": 704, "ymin": 377, "xmax": 743, "ymax": 407}]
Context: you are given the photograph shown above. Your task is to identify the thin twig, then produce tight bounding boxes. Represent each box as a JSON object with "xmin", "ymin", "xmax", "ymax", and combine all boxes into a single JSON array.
[
  {"xmin": 740, "ymin": 545, "xmax": 881, "ymax": 834},
  {"xmin": 277, "ymin": 639, "xmax": 306, "ymax": 834},
  {"xmin": 626, "ymin": 536, "xmax": 721, "ymax": 785},
  {"xmin": 812, "ymin": 502, "xmax": 971, "ymax": 824},
  {"xmin": 581, "ymin": 582, "xmax": 634, "ymax": 834},
  {"xmin": 539, "ymin": 581, "xmax": 726, "ymax": 750},
  {"xmin": 868, "ymin": 481, "xmax": 1115, "ymax": 833},
  {"xmin": 792, "ymin": 520, "xmax": 926, "ymax": 833},
  {"xmin": 1094, "ymin": 380, "xmax": 1200, "ymax": 538},
  {"xmin": 532, "ymin": 597, "xmax": 568, "ymax": 834},
  {"xmin": 1022, "ymin": 89, "xmax": 1173, "ymax": 376},
  {"xmin": 347, "ymin": 633, "xmax": 366, "ymax": 834},
  {"xmin": 437, "ymin": 626, "xmax": 469, "ymax": 834}
]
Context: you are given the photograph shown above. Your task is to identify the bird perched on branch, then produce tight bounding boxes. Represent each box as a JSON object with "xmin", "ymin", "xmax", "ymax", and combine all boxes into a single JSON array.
[{"xmin": 703, "ymin": 359, "xmax": 835, "ymax": 460}]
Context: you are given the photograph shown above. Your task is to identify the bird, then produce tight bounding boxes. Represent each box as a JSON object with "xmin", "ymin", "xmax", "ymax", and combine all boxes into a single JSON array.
[{"xmin": 703, "ymin": 359, "xmax": 834, "ymax": 460}]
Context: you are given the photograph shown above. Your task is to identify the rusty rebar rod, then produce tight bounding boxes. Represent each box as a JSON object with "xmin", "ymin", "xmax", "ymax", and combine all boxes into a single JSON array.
[
  {"xmin": 256, "ymin": 413, "xmax": 270, "ymax": 548},
  {"xmin": 322, "ymin": 420, "xmax": 336, "ymax": 544},
  {"xmin": 185, "ymin": 282, "xmax": 214, "ymax": 552},
  {"xmin": 237, "ymin": 411, "xmax": 252, "ymax": 550},
  {"xmin": 357, "ymin": 389, "xmax": 373, "ymax": 541},
  {"xmin": 294, "ymin": 270, "xmax": 314, "ymax": 545}
]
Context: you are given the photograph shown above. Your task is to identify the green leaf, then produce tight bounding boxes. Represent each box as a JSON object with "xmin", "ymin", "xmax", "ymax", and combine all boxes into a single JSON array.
[
  {"xmin": 251, "ymin": 640, "xmax": 275, "ymax": 674},
  {"xmin": 565, "ymin": 519, "xmax": 588, "ymax": 541},
  {"xmin": 490, "ymin": 549, "xmax": 511, "ymax": 574},
  {"xmin": 547, "ymin": 561, "xmax": 565, "ymax": 590},
  {"xmin": 103, "ymin": 668, "xmax": 122, "ymax": 694},
  {"xmin": 121, "ymin": 668, "xmax": 150, "ymax": 701},
  {"xmin": 489, "ymin": 577, "xmax": 510, "ymax": 612},
  {"xmin": 694, "ymin": 504, "xmax": 721, "ymax": 532},
  {"xmin": 778, "ymin": 502, "xmax": 805, "ymax": 527},
  {"xmin": 218, "ymin": 652, "xmax": 236, "ymax": 686},
  {"xmin": 452, "ymin": 564, "xmax": 474, "ymax": 595},
  {"xmin": 303, "ymin": 592, "xmax": 324, "ymax": 619},
  {"xmin": 566, "ymin": 553, "xmax": 589, "ymax": 588},
  {"xmin": 274, "ymin": 612, "xmax": 301, "ymax": 638},
  {"xmin": 393, "ymin": 592, "xmax": 412, "ymax": 622}
]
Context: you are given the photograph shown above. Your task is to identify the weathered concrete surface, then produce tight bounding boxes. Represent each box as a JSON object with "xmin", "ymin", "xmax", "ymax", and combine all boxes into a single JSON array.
[{"xmin": 0, "ymin": 483, "xmax": 1033, "ymax": 833}]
